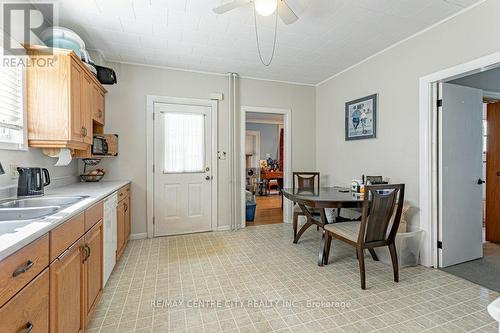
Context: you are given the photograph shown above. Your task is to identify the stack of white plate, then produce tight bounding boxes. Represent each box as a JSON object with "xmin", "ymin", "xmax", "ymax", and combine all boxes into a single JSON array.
[{"xmin": 40, "ymin": 26, "xmax": 97, "ymax": 76}]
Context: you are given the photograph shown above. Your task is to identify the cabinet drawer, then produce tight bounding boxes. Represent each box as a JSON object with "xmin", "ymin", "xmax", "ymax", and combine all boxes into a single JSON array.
[
  {"xmin": 0, "ymin": 268, "xmax": 49, "ymax": 333},
  {"xmin": 50, "ymin": 213, "xmax": 85, "ymax": 262},
  {"xmin": 0, "ymin": 234, "xmax": 49, "ymax": 307},
  {"xmin": 85, "ymin": 201, "xmax": 103, "ymax": 232},
  {"xmin": 117, "ymin": 184, "xmax": 130, "ymax": 201}
]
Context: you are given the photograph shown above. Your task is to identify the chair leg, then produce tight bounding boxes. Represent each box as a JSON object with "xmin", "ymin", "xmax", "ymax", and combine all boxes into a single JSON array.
[
  {"xmin": 293, "ymin": 212, "xmax": 299, "ymax": 244},
  {"xmin": 357, "ymin": 247, "xmax": 366, "ymax": 290},
  {"xmin": 368, "ymin": 249, "xmax": 379, "ymax": 261},
  {"xmin": 323, "ymin": 232, "xmax": 332, "ymax": 265},
  {"xmin": 388, "ymin": 243, "xmax": 399, "ymax": 283}
]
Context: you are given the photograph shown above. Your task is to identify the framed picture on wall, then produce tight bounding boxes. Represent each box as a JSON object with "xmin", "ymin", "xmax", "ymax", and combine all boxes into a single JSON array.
[{"xmin": 345, "ymin": 94, "xmax": 377, "ymax": 140}]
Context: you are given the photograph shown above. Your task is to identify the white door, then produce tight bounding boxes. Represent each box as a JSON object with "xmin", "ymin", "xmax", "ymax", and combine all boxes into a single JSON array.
[
  {"xmin": 154, "ymin": 102, "xmax": 213, "ymax": 236},
  {"xmin": 439, "ymin": 83, "xmax": 483, "ymax": 267}
]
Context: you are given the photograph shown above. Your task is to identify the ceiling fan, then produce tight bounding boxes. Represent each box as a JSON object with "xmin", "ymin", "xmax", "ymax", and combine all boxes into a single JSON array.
[{"xmin": 213, "ymin": 0, "xmax": 299, "ymax": 25}]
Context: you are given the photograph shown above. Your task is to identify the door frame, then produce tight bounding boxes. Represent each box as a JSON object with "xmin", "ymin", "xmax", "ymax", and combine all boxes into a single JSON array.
[
  {"xmin": 240, "ymin": 106, "xmax": 292, "ymax": 227},
  {"xmin": 419, "ymin": 50, "xmax": 500, "ymax": 267},
  {"xmin": 146, "ymin": 95, "xmax": 218, "ymax": 238}
]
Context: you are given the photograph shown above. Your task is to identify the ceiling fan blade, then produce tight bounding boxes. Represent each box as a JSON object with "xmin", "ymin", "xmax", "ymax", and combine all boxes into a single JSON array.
[
  {"xmin": 278, "ymin": 0, "xmax": 298, "ymax": 24},
  {"xmin": 213, "ymin": 0, "xmax": 251, "ymax": 14}
]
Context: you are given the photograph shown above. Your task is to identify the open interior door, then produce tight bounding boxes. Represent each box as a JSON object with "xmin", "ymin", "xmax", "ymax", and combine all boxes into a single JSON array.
[
  {"xmin": 486, "ymin": 102, "xmax": 500, "ymax": 243},
  {"xmin": 439, "ymin": 83, "xmax": 483, "ymax": 267}
]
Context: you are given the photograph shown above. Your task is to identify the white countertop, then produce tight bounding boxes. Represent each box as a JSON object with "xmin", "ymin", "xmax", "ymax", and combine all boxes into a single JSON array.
[{"xmin": 0, "ymin": 180, "xmax": 130, "ymax": 261}]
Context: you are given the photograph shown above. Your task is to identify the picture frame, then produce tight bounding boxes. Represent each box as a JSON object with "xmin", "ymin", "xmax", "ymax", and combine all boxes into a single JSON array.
[{"xmin": 345, "ymin": 94, "xmax": 377, "ymax": 141}]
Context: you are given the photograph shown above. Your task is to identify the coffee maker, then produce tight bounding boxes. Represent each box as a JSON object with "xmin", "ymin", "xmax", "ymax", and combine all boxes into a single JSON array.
[{"xmin": 17, "ymin": 167, "xmax": 50, "ymax": 197}]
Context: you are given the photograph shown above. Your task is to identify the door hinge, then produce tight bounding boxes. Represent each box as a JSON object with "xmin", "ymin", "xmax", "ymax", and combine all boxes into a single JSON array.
[
  {"xmin": 437, "ymin": 99, "xmax": 443, "ymax": 108},
  {"xmin": 437, "ymin": 241, "xmax": 443, "ymax": 249},
  {"xmin": 153, "ymin": 112, "xmax": 155, "ymax": 120},
  {"xmin": 152, "ymin": 216, "xmax": 155, "ymax": 225},
  {"xmin": 152, "ymin": 164, "xmax": 155, "ymax": 173}
]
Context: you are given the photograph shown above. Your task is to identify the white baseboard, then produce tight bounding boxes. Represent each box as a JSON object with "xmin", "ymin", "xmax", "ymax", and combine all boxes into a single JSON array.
[
  {"xmin": 130, "ymin": 233, "xmax": 147, "ymax": 240},
  {"xmin": 216, "ymin": 225, "xmax": 231, "ymax": 231}
]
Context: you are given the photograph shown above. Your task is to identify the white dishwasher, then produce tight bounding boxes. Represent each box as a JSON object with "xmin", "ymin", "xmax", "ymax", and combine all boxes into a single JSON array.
[{"xmin": 103, "ymin": 193, "xmax": 117, "ymax": 286}]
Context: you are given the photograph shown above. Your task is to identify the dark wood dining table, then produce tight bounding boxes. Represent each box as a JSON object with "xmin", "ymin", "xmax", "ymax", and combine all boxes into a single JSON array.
[{"xmin": 282, "ymin": 187, "xmax": 364, "ymax": 266}]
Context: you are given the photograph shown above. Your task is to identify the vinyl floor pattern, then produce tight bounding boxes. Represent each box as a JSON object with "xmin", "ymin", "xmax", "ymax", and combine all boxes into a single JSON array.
[{"xmin": 85, "ymin": 224, "xmax": 499, "ymax": 333}]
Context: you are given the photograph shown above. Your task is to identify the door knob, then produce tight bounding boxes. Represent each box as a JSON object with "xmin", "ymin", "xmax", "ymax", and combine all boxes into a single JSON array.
[
  {"xmin": 477, "ymin": 179, "xmax": 485, "ymax": 185},
  {"xmin": 205, "ymin": 176, "xmax": 211, "ymax": 181}
]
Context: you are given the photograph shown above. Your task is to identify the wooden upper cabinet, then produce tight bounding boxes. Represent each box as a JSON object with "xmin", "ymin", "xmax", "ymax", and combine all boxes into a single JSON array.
[
  {"xmin": 92, "ymin": 84, "xmax": 105, "ymax": 125},
  {"xmin": 26, "ymin": 47, "xmax": 106, "ymax": 150},
  {"xmin": 69, "ymin": 61, "xmax": 83, "ymax": 145},
  {"xmin": 81, "ymin": 72, "xmax": 93, "ymax": 145}
]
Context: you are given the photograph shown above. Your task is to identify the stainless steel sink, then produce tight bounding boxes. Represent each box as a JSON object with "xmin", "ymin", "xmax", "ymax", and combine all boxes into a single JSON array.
[
  {"xmin": 0, "ymin": 206, "xmax": 60, "ymax": 221},
  {"xmin": 0, "ymin": 196, "xmax": 87, "ymax": 208},
  {"xmin": 0, "ymin": 196, "xmax": 89, "ymax": 222}
]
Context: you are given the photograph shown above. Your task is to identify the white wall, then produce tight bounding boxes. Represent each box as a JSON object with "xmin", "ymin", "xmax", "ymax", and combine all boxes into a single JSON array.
[
  {"xmin": 0, "ymin": 149, "xmax": 78, "ymax": 197},
  {"xmin": 316, "ymin": 0, "xmax": 500, "ymax": 231},
  {"xmin": 100, "ymin": 63, "xmax": 316, "ymax": 235}
]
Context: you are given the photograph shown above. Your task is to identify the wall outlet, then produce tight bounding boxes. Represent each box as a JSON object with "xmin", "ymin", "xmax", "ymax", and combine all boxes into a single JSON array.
[{"xmin": 10, "ymin": 164, "xmax": 19, "ymax": 179}]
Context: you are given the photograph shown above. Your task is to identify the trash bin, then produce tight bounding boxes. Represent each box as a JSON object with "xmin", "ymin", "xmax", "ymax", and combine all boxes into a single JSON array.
[
  {"xmin": 246, "ymin": 201, "xmax": 257, "ymax": 222},
  {"xmin": 375, "ymin": 228, "xmax": 424, "ymax": 268}
]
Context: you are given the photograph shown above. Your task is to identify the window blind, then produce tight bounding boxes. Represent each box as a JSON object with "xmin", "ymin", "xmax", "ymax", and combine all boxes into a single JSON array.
[{"xmin": 0, "ymin": 63, "xmax": 24, "ymax": 147}]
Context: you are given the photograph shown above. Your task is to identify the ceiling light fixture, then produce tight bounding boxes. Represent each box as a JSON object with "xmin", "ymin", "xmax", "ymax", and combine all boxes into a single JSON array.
[{"xmin": 254, "ymin": 0, "xmax": 277, "ymax": 16}]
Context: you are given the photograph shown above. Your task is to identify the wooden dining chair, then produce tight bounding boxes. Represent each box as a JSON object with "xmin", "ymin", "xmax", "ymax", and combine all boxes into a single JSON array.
[
  {"xmin": 292, "ymin": 172, "xmax": 320, "ymax": 243},
  {"xmin": 321, "ymin": 184, "xmax": 405, "ymax": 289}
]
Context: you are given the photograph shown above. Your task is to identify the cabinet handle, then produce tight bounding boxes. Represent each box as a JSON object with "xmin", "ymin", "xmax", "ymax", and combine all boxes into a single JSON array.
[
  {"xmin": 86, "ymin": 244, "xmax": 91, "ymax": 261},
  {"xmin": 124, "ymin": 203, "xmax": 128, "ymax": 212},
  {"xmin": 12, "ymin": 260, "xmax": 34, "ymax": 277},
  {"xmin": 98, "ymin": 110, "xmax": 103, "ymax": 118},
  {"xmin": 79, "ymin": 246, "xmax": 87, "ymax": 263},
  {"xmin": 21, "ymin": 321, "xmax": 33, "ymax": 333}
]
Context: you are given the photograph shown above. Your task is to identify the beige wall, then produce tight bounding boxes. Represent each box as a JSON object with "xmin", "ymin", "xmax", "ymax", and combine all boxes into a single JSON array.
[
  {"xmin": 316, "ymin": 0, "xmax": 500, "ymax": 230},
  {"xmin": 100, "ymin": 63, "xmax": 316, "ymax": 235}
]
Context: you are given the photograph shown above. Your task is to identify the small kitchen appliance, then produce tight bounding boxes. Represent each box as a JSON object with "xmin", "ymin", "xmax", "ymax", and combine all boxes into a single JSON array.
[{"xmin": 17, "ymin": 167, "xmax": 50, "ymax": 197}]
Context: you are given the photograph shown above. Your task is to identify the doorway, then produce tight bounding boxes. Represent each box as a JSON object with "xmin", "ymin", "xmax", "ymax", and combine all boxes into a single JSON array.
[
  {"xmin": 425, "ymin": 68, "xmax": 500, "ymax": 291},
  {"xmin": 240, "ymin": 106, "xmax": 292, "ymax": 227},
  {"xmin": 146, "ymin": 96, "xmax": 218, "ymax": 237}
]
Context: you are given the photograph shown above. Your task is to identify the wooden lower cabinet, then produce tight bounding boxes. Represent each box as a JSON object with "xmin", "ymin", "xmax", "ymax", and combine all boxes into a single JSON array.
[
  {"xmin": 50, "ymin": 238, "xmax": 85, "ymax": 333},
  {"xmin": 85, "ymin": 220, "xmax": 103, "ymax": 318},
  {"xmin": 116, "ymin": 194, "xmax": 131, "ymax": 261},
  {"xmin": 0, "ymin": 268, "xmax": 49, "ymax": 333}
]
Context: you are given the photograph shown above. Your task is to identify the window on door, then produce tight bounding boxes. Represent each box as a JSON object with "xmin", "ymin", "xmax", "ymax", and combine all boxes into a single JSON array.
[{"xmin": 163, "ymin": 112, "xmax": 205, "ymax": 173}]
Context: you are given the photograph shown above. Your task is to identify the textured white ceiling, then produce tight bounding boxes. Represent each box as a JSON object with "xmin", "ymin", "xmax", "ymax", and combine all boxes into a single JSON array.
[{"xmin": 53, "ymin": 0, "xmax": 481, "ymax": 85}]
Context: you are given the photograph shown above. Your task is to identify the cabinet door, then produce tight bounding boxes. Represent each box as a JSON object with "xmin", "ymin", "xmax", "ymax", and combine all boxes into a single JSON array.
[
  {"xmin": 85, "ymin": 220, "xmax": 103, "ymax": 319},
  {"xmin": 70, "ymin": 62, "xmax": 83, "ymax": 144},
  {"xmin": 50, "ymin": 238, "xmax": 85, "ymax": 333},
  {"xmin": 116, "ymin": 200, "xmax": 126, "ymax": 261},
  {"xmin": 124, "ymin": 196, "xmax": 131, "ymax": 242},
  {"xmin": 81, "ymin": 73, "xmax": 93, "ymax": 145},
  {"xmin": 92, "ymin": 84, "xmax": 105, "ymax": 125}
]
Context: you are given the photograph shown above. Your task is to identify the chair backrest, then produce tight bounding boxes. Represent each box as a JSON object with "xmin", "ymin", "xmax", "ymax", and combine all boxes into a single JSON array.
[
  {"xmin": 292, "ymin": 172, "xmax": 320, "ymax": 190},
  {"xmin": 358, "ymin": 184, "xmax": 405, "ymax": 244}
]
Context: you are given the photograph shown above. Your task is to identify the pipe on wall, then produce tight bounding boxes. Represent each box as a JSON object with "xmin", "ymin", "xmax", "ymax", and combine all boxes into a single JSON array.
[{"xmin": 228, "ymin": 72, "xmax": 240, "ymax": 231}]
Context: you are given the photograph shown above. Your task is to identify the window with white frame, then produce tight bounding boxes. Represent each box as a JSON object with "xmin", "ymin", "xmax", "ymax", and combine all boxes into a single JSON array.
[{"xmin": 0, "ymin": 63, "xmax": 25, "ymax": 150}]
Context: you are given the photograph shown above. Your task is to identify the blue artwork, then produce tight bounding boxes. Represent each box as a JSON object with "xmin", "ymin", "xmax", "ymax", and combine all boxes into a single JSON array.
[{"xmin": 345, "ymin": 94, "xmax": 377, "ymax": 140}]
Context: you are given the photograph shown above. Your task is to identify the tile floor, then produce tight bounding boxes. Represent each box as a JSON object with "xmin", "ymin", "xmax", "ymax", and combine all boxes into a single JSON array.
[{"xmin": 86, "ymin": 224, "xmax": 499, "ymax": 333}]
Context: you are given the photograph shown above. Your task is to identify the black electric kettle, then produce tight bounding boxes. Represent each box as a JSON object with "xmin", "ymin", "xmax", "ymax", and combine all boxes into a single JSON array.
[{"xmin": 17, "ymin": 167, "xmax": 50, "ymax": 197}]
